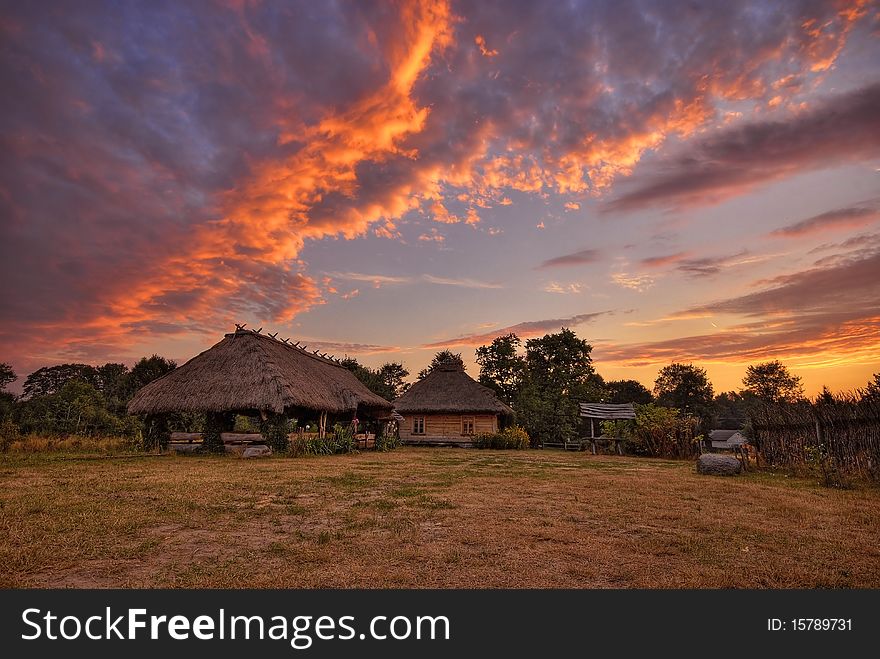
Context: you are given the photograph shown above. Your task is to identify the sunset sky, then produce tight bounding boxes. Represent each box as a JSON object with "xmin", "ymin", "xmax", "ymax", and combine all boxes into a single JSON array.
[{"xmin": 1, "ymin": 0, "xmax": 879, "ymax": 395}]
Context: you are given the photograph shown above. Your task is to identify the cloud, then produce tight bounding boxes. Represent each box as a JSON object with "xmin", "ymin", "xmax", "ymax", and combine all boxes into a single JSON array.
[
  {"xmin": 640, "ymin": 249, "xmax": 765, "ymax": 278},
  {"xmin": 537, "ymin": 248, "xmax": 602, "ymax": 269},
  {"xmin": 769, "ymin": 204, "xmax": 880, "ymax": 238},
  {"xmin": 544, "ymin": 282, "xmax": 584, "ymax": 294},
  {"xmin": 328, "ymin": 271, "xmax": 500, "ymax": 289},
  {"xmin": 474, "ymin": 34, "xmax": 498, "ymax": 58},
  {"xmin": 606, "ymin": 82, "xmax": 880, "ymax": 212},
  {"xmin": 295, "ymin": 340, "xmax": 401, "ymax": 357},
  {"xmin": 0, "ymin": 0, "xmax": 872, "ymax": 368},
  {"xmin": 684, "ymin": 250, "xmax": 880, "ymax": 319},
  {"xmin": 418, "ymin": 228, "xmax": 446, "ymax": 242},
  {"xmin": 422, "ymin": 275, "xmax": 502, "ymax": 289},
  {"xmin": 326, "ymin": 272, "xmax": 412, "ymax": 288},
  {"xmin": 423, "ymin": 311, "xmax": 610, "ymax": 348},
  {"xmin": 601, "ymin": 248, "xmax": 880, "ymax": 365},
  {"xmin": 640, "ymin": 252, "xmax": 690, "ymax": 268},
  {"xmin": 611, "ymin": 273, "xmax": 655, "ymax": 292}
]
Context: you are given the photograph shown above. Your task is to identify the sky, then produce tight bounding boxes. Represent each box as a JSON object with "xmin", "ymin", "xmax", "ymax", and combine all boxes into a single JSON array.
[{"xmin": 1, "ymin": 0, "xmax": 879, "ymax": 396}]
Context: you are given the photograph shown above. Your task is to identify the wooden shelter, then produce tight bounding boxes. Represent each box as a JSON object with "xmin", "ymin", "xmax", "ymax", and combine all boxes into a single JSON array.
[
  {"xmin": 393, "ymin": 362, "xmax": 513, "ymax": 446},
  {"xmin": 127, "ymin": 328, "xmax": 393, "ymax": 446},
  {"xmin": 572, "ymin": 402, "xmax": 637, "ymax": 453}
]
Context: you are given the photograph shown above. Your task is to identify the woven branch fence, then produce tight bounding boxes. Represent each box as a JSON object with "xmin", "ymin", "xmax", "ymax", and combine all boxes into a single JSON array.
[{"xmin": 749, "ymin": 394, "xmax": 880, "ymax": 483}]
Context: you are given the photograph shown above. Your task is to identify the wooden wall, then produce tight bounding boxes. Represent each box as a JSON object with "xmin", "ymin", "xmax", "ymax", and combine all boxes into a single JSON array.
[{"xmin": 399, "ymin": 413, "xmax": 498, "ymax": 439}]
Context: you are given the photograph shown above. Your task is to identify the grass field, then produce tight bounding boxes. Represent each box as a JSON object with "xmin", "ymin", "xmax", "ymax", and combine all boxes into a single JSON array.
[{"xmin": 2, "ymin": 447, "xmax": 879, "ymax": 588}]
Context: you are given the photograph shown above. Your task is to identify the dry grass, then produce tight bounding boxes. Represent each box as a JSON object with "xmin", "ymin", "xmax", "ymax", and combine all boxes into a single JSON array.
[
  {"xmin": 5, "ymin": 435, "xmax": 131, "ymax": 453},
  {"xmin": 1, "ymin": 448, "xmax": 878, "ymax": 588}
]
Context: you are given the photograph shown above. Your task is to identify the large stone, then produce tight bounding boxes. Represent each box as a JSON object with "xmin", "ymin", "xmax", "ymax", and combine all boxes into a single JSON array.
[
  {"xmin": 241, "ymin": 445, "xmax": 272, "ymax": 458},
  {"xmin": 696, "ymin": 453, "xmax": 742, "ymax": 476}
]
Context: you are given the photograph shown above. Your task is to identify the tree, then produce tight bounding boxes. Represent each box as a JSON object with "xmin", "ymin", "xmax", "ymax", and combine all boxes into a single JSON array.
[
  {"xmin": 0, "ymin": 363, "xmax": 15, "ymax": 424},
  {"xmin": 742, "ymin": 360, "xmax": 804, "ymax": 403},
  {"xmin": 515, "ymin": 328, "xmax": 598, "ymax": 446},
  {"xmin": 418, "ymin": 350, "xmax": 465, "ymax": 380},
  {"xmin": 817, "ymin": 386, "xmax": 835, "ymax": 404},
  {"xmin": 712, "ymin": 391, "xmax": 753, "ymax": 429},
  {"xmin": 604, "ymin": 379, "xmax": 653, "ymax": 405},
  {"xmin": 377, "ymin": 362, "xmax": 410, "ymax": 399},
  {"xmin": 22, "ymin": 364, "xmax": 99, "ymax": 399},
  {"xmin": 864, "ymin": 373, "xmax": 880, "ymax": 400},
  {"xmin": 475, "ymin": 333, "xmax": 525, "ymax": 406},
  {"xmin": 16, "ymin": 379, "xmax": 125, "ymax": 437},
  {"xmin": 122, "ymin": 355, "xmax": 176, "ymax": 398},
  {"xmin": 341, "ymin": 358, "xmax": 409, "ymax": 401},
  {"xmin": 653, "ymin": 363, "xmax": 714, "ymax": 433},
  {"xmin": 0, "ymin": 363, "xmax": 16, "ymax": 391},
  {"xmin": 95, "ymin": 362, "xmax": 130, "ymax": 414}
]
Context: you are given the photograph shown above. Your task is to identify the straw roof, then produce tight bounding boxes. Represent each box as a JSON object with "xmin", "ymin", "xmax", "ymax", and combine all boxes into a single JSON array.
[
  {"xmin": 393, "ymin": 363, "xmax": 513, "ymax": 415},
  {"xmin": 128, "ymin": 329, "xmax": 393, "ymax": 416}
]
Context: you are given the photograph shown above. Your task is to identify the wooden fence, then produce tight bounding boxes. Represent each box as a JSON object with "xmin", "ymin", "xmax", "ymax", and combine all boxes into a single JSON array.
[{"xmin": 750, "ymin": 395, "xmax": 880, "ymax": 483}]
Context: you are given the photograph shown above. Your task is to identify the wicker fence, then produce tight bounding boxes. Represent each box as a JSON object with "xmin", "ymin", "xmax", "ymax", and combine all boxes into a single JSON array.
[{"xmin": 750, "ymin": 394, "xmax": 880, "ymax": 483}]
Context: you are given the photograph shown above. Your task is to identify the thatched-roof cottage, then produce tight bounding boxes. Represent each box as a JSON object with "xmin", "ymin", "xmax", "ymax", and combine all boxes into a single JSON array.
[
  {"xmin": 393, "ymin": 362, "xmax": 513, "ymax": 445},
  {"xmin": 128, "ymin": 329, "xmax": 393, "ymax": 437}
]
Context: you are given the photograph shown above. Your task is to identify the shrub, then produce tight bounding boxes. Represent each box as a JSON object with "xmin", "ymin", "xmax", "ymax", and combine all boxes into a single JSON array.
[
  {"xmin": 473, "ymin": 425, "xmax": 530, "ymax": 449},
  {"xmin": 291, "ymin": 423, "xmax": 359, "ymax": 456},
  {"xmin": 202, "ymin": 412, "xmax": 226, "ymax": 454},
  {"xmin": 234, "ymin": 414, "xmax": 260, "ymax": 433},
  {"xmin": 328, "ymin": 423, "xmax": 357, "ymax": 454},
  {"xmin": 288, "ymin": 433, "xmax": 310, "ymax": 457},
  {"xmin": 602, "ymin": 404, "xmax": 701, "ymax": 458},
  {"xmin": 141, "ymin": 413, "xmax": 171, "ymax": 451},
  {"xmin": 260, "ymin": 413, "xmax": 294, "ymax": 453},
  {"xmin": 375, "ymin": 431, "xmax": 400, "ymax": 452},
  {"xmin": 0, "ymin": 418, "xmax": 20, "ymax": 452}
]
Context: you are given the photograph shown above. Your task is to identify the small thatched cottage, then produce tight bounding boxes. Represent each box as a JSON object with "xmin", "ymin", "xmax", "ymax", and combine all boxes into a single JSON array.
[
  {"xmin": 393, "ymin": 362, "xmax": 513, "ymax": 444},
  {"xmin": 128, "ymin": 329, "xmax": 393, "ymax": 437}
]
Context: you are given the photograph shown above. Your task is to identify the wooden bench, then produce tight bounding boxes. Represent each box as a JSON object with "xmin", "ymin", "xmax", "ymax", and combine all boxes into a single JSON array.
[
  {"xmin": 541, "ymin": 437, "xmax": 589, "ymax": 451},
  {"xmin": 588, "ymin": 436, "xmax": 626, "ymax": 455},
  {"xmin": 168, "ymin": 432, "xmax": 265, "ymax": 445}
]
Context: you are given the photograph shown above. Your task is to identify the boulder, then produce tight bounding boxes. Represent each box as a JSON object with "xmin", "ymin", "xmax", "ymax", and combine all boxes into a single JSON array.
[
  {"xmin": 241, "ymin": 445, "xmax": 272, "ymax": 458},
  {"xmin": 696, "ymin": 453, "xmax": 742, "ymax": 476}
]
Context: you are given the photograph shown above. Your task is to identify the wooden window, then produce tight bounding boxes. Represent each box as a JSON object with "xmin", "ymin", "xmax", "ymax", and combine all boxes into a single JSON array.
[
  {"xmin": 461, "ymin": 416, "xmax": 475, "ymax": 435},
  {"xmin": 412, "ymin": 417, "xmax": 425, "ymax": 435}
]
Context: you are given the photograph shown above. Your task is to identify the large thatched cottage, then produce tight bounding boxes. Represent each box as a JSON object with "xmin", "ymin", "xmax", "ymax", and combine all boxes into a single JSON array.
[
  {"xmin": 393, "ymin": 362, "xmax": 513, "ymax": 444},
  {"xmin": 128, "ymin": 328, "xmax": 393, "ymax": 436}
]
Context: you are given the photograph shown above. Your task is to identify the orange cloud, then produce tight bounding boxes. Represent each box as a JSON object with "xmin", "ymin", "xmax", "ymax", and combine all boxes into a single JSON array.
[
  {"xmin": 475, "ymin": 34, "xmax": 498, "ymax": 57},
  {"xmin": 81, "ymin": 0, "xmax": 455, "ymax": 345},
  {"xmin": 424, "ymin": 311, "xmax": 610, "ymax": 348}
]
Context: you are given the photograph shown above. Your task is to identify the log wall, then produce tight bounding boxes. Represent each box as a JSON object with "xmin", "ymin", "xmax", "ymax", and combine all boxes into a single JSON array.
[{"xmin": 399, "ymin": 413, "xmax": 497, "ymax": 440}]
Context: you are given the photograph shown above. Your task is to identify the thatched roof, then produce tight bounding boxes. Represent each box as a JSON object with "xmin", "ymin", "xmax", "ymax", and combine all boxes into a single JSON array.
[
  {"xmin": 128, "ymin": 330, "xmax": 393, "ymax": 416},
  {"xmin": 393, "ymin": 363, "xmax": 513, "ymax": 415}
]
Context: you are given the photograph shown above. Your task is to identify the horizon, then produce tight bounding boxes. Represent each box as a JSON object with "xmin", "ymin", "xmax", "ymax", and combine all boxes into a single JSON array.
[{"xmin": 2, "ymin": 1, "xmax": 879, "ymax": 398}]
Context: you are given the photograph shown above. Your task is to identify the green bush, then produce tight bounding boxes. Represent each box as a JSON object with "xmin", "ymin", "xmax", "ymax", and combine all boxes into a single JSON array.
[
  {"xmin": 289, "ymin": 423, "xmax": 359, "ymax": 456},
  {"xmin": 288, "ymin": 433, "xmax": 310, "ymax": 457},
  {"xmin": 473, "ymin": 425, "xmax": 530, "ymax": 449},
  {"xmin": 0, "ymin": 418, "xmax": 20, "ymax": 452},
  {"xmin": 601, "ymin": 403, "xmax": 701, "ymax": 458},
  {"xmin": 234, "ymin": 414, "xmax": 260, "ymax": 433},
  {"xmin": 375, "ymin": 430, "xmax": 400, "ymax": 452},
  {"xmin": 202, "ymin": 412, "xmax": 226, "ymax": 454},
  {"xmin": 260, "ymin": 413, "xmax": 294, "ymax": 453}
]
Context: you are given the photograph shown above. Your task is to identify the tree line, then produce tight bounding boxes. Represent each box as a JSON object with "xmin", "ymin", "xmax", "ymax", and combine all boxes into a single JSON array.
[
  {"xmin": 0, "ymin": 357, "xmax": 177, "ymax": 442},
  {"xmin": 2, "ymin": 329, "xmax": 878, "ymax": 449}
]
